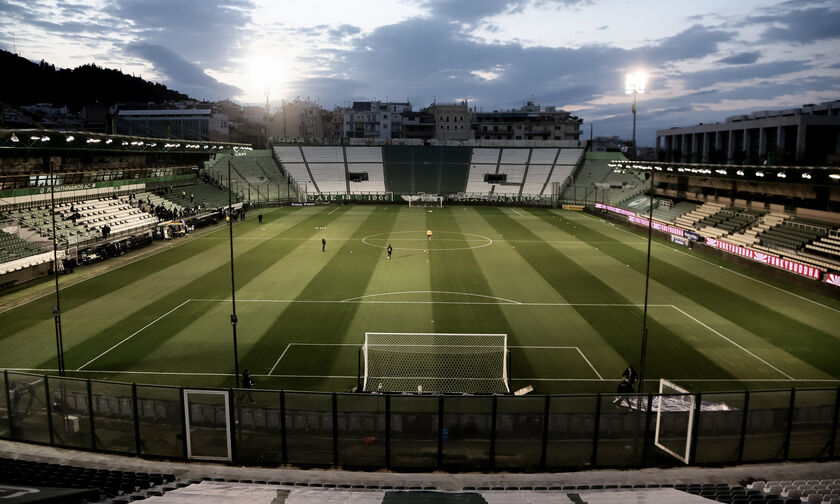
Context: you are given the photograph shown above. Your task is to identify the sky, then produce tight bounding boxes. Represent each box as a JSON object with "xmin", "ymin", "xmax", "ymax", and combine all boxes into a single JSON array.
[{"xmin": 1, "ymin": 0, "xmax": 839, "ymax": 146}]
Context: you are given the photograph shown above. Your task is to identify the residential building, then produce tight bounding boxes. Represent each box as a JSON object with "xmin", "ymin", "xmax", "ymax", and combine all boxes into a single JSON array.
[{"xmin": 472, "ymin": 102, "xmax": 582, "ymax": 141}]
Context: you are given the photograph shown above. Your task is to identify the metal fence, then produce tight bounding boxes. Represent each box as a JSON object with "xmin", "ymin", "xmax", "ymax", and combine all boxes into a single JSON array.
[{"xmin": 2, "ymin": 371, "xmax": 838, "ymax": 470}]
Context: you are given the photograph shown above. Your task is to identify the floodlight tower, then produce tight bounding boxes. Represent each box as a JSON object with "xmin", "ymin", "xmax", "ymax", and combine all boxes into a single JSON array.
[{"xmin": 625, "ymin": 71, "xmax": 646, "ymax": 158}]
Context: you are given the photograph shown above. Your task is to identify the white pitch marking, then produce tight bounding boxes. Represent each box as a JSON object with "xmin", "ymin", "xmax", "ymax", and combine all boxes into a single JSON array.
[
  {"xmin": 576, "ymin": 347, "xmax": 604, "ymax": 380},
  {"xmin": 268, "ymin": 343, "xmax": 292, "ymax": 376},
  {"xmin": 342, "ymin": 290, "xmax": 522, "ymax": 304},
  {"xmin": 670, "ymin": 305, "xmax": 795, "ymax": 381},
  {"xmin": 327, "ymin": 206, "xmax": 340, "ymax": 215},
  {"xmin": 573, "ymin": 210, "xmax": 840, "ymax": 315},
  {"xmin": 511, "ymin": 208, "xmax": 525, "ymax": 217},
  {"xmin": 76, "ymin": 299, "xmax": 192, "ymax": 371}
]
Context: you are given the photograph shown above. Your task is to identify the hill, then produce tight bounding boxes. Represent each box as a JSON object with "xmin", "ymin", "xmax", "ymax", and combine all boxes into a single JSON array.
[{"xmin": 0, "ymin": 49, "xmax": 189, "ymax": 111}]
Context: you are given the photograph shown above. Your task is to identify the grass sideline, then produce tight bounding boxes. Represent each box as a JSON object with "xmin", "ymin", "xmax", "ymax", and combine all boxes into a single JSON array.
[{"xmin": 1, "ymin": 205, "xmax": 838, "ymax": 394}]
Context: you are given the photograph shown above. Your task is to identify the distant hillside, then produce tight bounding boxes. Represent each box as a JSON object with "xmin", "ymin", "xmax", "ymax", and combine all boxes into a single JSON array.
[{"xmin": 0, "ymin": 50, "xmax": 189, "ymax": 111}]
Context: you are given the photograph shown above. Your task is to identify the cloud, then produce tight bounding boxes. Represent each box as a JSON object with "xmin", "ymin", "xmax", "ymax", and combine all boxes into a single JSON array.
[
  {"xmin": 676, "ymin": 60, "xmax": 809, "ymax": 89},
  {"xmin": 127, "ymin": 43, "xmax": 241, "ymax": 100},
  {"xmin": 109, "ymin": 0, "xmax": 253, "ymax": 68},
  {"xmin": 758, "ymin": 6, "xmax": 840, "ymax": 43},
  {"xmin": 718, "ymin": 51, "xmax": 761, "ymax": 65},
  {"xmin": 328, "ymin": 24, "xmax": 361, "ymax": 41}
]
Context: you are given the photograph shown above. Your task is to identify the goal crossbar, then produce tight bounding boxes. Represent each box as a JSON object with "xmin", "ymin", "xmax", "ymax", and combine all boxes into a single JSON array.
[{"xmin": 363, "ymin": 332, "xmax": 508, "ymax": 394}]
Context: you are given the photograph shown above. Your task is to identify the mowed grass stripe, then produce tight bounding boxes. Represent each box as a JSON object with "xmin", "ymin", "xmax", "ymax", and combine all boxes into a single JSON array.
[
  {"xmin": 541, "ymin": 210, "xmax": 840, "ymax": 379},
  {"xmin": 427, "ymin": 207, "xmax": 515, "ymax": 333},
  {"xmin": 0, "ymin": 206, "xmax": 293, "ymax": 342},
  {"xmin": 569, "ymin": 211, "xmax": 840, "ymax": 315},
  {"xmin": 242, "ymin": 207, "xmax": 399, "ymax": 379},
  {"xmin": 53, "ymin": 206, "xmax": 343, "ymax": 371},
  {"xmin": 482, "ymin": 207, "xmax": 735, "ymax": 381}
]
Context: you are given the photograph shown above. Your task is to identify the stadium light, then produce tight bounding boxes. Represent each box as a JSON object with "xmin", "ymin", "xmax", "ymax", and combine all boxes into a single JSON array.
[
  {"xmin": 756, "ymin": 171, "xmax": 764, "ymax": 178},
  {"xmin": 10, "ymin": 133, "xmax": 19, "ymax": 142},
  {"xmin": 65, "ymin": 135, "xmax": 74, "ymax": 142},
  {"xmin": 830, "ymin": 174, "xmax": 840, "ymax": 180},
  {"xmin": 105, "ymin": 138, "xmax": 113, "ymax": 144},
  {"xmin": 625, "ymin": 70, "xmax": 646, "ymax": 158}
]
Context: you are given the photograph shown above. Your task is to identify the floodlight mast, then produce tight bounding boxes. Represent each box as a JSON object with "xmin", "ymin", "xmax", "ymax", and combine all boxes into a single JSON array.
[{"xmin": 625, "ymin": 71, "xmax": 646, "ymax": 158}]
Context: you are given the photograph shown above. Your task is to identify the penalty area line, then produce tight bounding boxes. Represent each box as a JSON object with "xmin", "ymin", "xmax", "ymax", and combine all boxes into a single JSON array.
[
  {"xmin": 671, "ymin": 305, "xmax": 795, "ymax": 381},
  {"xmin": 76, "ymin": 299, "xmax": 192, "ymax": 371}
]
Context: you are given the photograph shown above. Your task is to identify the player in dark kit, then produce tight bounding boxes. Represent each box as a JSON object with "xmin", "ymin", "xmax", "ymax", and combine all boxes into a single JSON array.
[
  {"xmin": 387, "ymin": 244, "xmax": 392, "ymax": 259},
  {"xmin": 322, "ymin": 237, "xmax": 326, "ymax": 252}
]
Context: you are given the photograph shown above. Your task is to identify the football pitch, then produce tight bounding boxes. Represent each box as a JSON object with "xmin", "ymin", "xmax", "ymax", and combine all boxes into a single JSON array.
[{"xmin": 1, "ymin": 205, "xmax": 839, "ymax": 394}]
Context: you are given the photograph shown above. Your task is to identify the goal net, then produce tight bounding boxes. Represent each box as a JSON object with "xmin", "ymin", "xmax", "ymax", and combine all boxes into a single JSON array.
[
  {"xmin": 407, "ymin": 194, "xmax": 444, "ymax": 208},
  {"xmin": 362, "ymin": 333, "xmax": 508, "ymax": 394}
]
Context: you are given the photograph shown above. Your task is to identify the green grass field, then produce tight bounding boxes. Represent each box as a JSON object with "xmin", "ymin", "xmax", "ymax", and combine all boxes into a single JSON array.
[{"xmin": 1, "ymin": 205, "xmax": 839, "ymax": 394}]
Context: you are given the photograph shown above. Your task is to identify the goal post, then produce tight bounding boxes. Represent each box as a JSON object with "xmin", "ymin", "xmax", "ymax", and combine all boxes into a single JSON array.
[
  {"xmin": 654, "ymin": 379, "xmax": 696, "ymax": 464},
  {"xmin": 407, "ymin": 193, "xmax": 444, "ymax": 208},
  {"xmin": 362, "ymin": 332, "xmax": 508, "ymax": 394}
]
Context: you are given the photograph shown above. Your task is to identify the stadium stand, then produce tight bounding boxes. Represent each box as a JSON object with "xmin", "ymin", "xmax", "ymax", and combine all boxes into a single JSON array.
[
  {"xmin": 745, "ymin": 479, "xmax": 840, "ymax": 504},
  {"xmin": 156, "ymin": 183, "xmax": 235, "ymax": 210},
  {"xmin": 559, "ymin": 152, "xmax": 634, "ymax": 203},
  {"xmin": 55, "ymin": 197, "xmax": 157, "ymax": 236},
  {"xmin": 464, "ymin": 147, "xmax": 582, "ymax": 196},
  {"xmin": 0, "ymin": 229, "xmax": 48, "ymax": 262},
  {"xmin": 675, "ymin": 202, "xmax": 725, "ymax": 229},
  {"xmin": 695, "ymin": 207, "xmax": 763, "ymax": 239},
  {"xmin": 0, "ymin": 456, "xmax": 178, "ymax": 502},
  {"xmin": 346, "ymin": 147, "xmax": 386, "ymax": 193},
  {"xmin": 651, "ymin": 201, "xmax": 698, "ymax": 223},
  {"xmin": 206, "ymin": 150, "xmax": 284, "ymax": 197}
]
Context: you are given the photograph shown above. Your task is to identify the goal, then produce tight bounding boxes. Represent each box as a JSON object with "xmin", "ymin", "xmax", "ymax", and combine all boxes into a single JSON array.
[
  {"xmin": 654, "ymin": 379, "xmax": 696, "ymax": 464},
  {"xmin": 653, "ymin": 378, "xmax": 734, "ymax": 464},
  {"xmin": 408, "ymin": 193, "xmax": 444, "ymax": 208},
  {"xmin": 362, "ymin": 332, "xmax": 509, "ymax": 394}
]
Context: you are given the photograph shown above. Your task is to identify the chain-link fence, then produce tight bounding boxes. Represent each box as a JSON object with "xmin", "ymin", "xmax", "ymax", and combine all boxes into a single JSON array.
[{"xmin": 1, "ymin": 371, "xmax": 838, "ymax": 470}]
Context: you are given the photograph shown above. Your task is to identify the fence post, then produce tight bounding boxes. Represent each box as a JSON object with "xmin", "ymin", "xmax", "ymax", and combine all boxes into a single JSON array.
[
  {"xmin": 86, "ymin": 380, "xmax": 96, "ymax": 450},
  {"xmin": 437, "ymin": 395, "xmax": 444, "ymax": 470},
  {"xmin": 228, "ymin": 389, "xmax": 238, "ymax": 464},
  {"xmin": 489, "ymin": 395, "xmax": 497, "ymax": 469},
  {"xmin": 829, "ymin": 386, "xmax": 840, "ymax": 459},
  {"xmin": 540, "ymin": 395, "xmax": 550, "ymax": 470},
  {"xmin": 131, "ymin": 383, "xmax": 141, "ymax": 456},
  {"xmin": 737, "ymin": 391, "xmax": 750, "ymax": 463},
  {"xmin": 3, "ymin": 371, "xmax": 13, "ymax": 439},
  {"xmin": 385, "ymin": 394, "xmax": 391, "ymax": 469},
  {"xmin": 689, "ymin": 392, "xmax": 702, "ymax": 464},
  {"xmin": 280, "ymin": 390, "xmax": 287, "ymax": 464},
  {"xmin": 591, "ymin": 394, "xmax": 601, "ymax": 467},
  {"xmin": 44, "ymin": 375, "xmax": 54, "ymax": 446},
  {"xmin": 332, "ymin": 393, "xmax": 339, "ymax": 467},
  {"xmin": 783, "ymin": 388, "xmax": 796, "ymax": 460},
  {"xmin": 179, "ymin": 387, "xmax": 188, "ymax": 461},
  {"xmin": 641, "ymin": 393, "xmax": 653, "ymax": 464}
]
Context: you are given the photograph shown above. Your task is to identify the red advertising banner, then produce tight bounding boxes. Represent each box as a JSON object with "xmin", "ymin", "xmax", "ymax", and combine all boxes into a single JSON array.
[
  {"xmin": 705, "ymin": 238, "xmax": 821, "ymax": 280},
  {"xmin": 595, "ymin": 202, "xmax": 636, "ymax": 218},
  {"xmin": 628, "ymin": 215, "xmax": 686, "ymax": 237}
]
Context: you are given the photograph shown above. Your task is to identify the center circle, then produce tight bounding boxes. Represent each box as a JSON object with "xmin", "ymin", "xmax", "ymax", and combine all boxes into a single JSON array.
[{"xmin": 362, "ymin": 230, "xmax": 493, "ymax": 251}]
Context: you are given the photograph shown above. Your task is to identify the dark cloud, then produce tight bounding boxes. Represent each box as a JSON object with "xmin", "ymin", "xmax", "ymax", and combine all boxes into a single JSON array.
[
  {"xmin": 640, "ymin": 24, "xmax": 733, "ymax": 63},
  {"xmin": 127, "ymin": 43, "xmax": 241, "ymax": 100},
  {"xmin": 676, "ymin": 60, "xmax": 808, "ymax": 89},
  {"xmin": 718, "ymin": 51, "xmax": 761, "ymax": 65},
  {"xmin": 759, "ymin": 6, "xmax": 840, "ymax": 43},
  {"xmin": 109, "ymin": 0, "xmax": 253, "ymax": 67},
  {"xmin": 422, "ymin": 0, "xmax": 525, "ymax": 24}
]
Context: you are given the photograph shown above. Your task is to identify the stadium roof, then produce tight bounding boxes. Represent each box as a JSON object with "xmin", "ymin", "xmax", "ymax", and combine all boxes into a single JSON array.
[
  {"xmin": 610, "ymin": 159, "xmax": 840, "ymax": 185},
  {"xmin": 0, "ymin": 128, "xmax": 251, "ymax": 154}
]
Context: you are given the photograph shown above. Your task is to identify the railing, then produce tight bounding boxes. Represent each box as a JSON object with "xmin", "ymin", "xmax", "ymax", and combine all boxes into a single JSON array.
[{"xmin": 2, "ymin": 371, "xmax": 837, "ymax": 470}]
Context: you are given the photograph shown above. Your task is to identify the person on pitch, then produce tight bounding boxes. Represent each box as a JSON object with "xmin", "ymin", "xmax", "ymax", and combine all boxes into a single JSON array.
[
  {"xmin": 322, "ymin": 237, "xmax": 326, "ymax": 252},
  {"xmin": 622, "ymin": 364, "xmax": 639, "ymax": 389},
  {"xmin": 387, "ymin": 243, "xmax": 393, "ymax": 260},
  {"xmin": 426, "ymin": 228, "xmax": 432, "ymax": 241}
]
